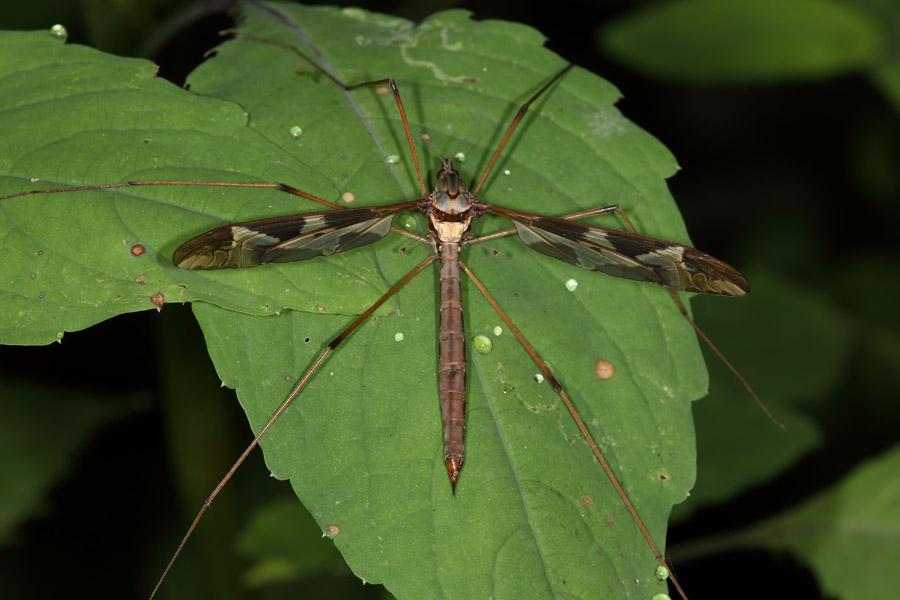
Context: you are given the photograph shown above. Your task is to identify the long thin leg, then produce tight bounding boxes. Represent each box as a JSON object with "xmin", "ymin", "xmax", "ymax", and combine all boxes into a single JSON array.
[
  {"xmin": 149, "ymin": 254, "xmax": 436, "ymax": 599},
  {"xmin": 465, "ymin": 204, "xmax": 784, "ymax": 429},
  {"xmin": 0, "ymin": 35, "xmax": 437, "ymax": 239},
  {"xmin": 227, "ymin": 38, "xmax": 442, "ymax": 243},
  {"xmin": 663, "ymin": 289, "xmax": 784, "ymax": 429},
  {"xmin": 0, "ymin": 180, "xmax": 343, "ymax": 208},
  {"xmin": 0, "ymin": 178, "xmax": 433, "ymax": 245},
  {"xmin": 472, "ymin": 64, "xmax": 574, "ymax": 196},
  {"xmin": 466, "ymin": 204, "xmax": 623, "ymax": 245},
  {"xmin": 459, "ymin": 260, "xmax": 689, "ymax": 600},
  {"xmin": 578, "ymin": 206, "xmax": 785, "ymax": 429},
  {"xmin": 234, "ymin": 34, "xmax": 429, "ymax": 198}
]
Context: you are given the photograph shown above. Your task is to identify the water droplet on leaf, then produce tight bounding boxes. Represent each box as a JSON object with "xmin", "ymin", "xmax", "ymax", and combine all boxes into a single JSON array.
[
  {"xmin": 394, "ymin": 213, "xmax": 417, "ymax": 232},
  {"xmin": 472, "ymin": 335, "xmax": 493, "ymax": 354}
]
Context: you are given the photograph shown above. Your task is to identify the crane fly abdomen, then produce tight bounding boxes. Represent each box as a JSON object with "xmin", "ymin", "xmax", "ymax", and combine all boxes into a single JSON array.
[{"xmin": 437, "ymin": 241, "xmax": 467, "ymax": 491}]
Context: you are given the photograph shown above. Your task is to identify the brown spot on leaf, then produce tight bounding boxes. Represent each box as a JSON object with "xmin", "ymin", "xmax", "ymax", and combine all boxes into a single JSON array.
[
  {"xmin": 596, "ymin": 360, "xmax": 614, "ymax": 380},
  {"xmin": 130, "ymin": 244, "xmax": 145, "ymax": 256},
  {"xmin": 150, "ymin": 293, "xmax": 164, "ymax": 308}
]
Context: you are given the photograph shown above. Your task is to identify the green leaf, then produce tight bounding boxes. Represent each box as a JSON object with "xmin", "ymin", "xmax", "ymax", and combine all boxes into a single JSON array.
[
  {"xmin": 0, "ymin": 22, "xmax": 392, "ymax": 344},
  {"xmin": 600, "ymin": 0, "xmax": 880, "ymax": 85},
  {"xmin": 0, "ymin": 2, "xmax": 718, "ymax": 598},
  {"xmin": 746, "ymin": 443, "xmax": 900, "ymax": 600}
]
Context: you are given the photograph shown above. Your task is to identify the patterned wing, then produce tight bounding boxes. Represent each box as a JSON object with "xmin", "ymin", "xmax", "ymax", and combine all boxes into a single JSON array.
[
  {"xmin": 174, "ymin": 201, "xmax": 421, "ymax": 270},
  {"xmin": 485, "ymin": 206, "xmax": 749, "ymax": 296}
]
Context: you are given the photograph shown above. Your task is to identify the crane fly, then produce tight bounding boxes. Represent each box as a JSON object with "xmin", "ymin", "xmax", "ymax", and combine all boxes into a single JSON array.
[
  {"xmin": 167, "ymin": 59, "xmax": 740, "ymax": 592},
  {"xmin": 0, "ymin": 9, "xmax": 779, "ymax": 599},
  {"xmin": 171, "ymin": 120, "xmax": 749, "ymax": 492}
]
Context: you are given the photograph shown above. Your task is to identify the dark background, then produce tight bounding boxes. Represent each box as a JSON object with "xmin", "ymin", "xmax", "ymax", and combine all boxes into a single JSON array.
[{"xmin": 2, "ymin": 1, "xmax": 897, "ymax": 599}]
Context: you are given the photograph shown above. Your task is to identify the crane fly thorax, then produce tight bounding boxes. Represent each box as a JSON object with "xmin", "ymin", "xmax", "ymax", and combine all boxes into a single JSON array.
[
  {"xmin": 427, "ymin": 165, "xmax": 476, "ymax": 244},
  {"xmin": 431, "ymin": 166, "xmax": 472, "ymax": 215}
]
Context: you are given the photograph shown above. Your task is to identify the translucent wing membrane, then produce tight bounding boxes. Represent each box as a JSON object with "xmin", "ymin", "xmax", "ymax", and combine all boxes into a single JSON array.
[
  {"xmin": 485, "ymin": 205, "xmax": 750, "ymax": 296},
  {"xmin": 174, "ymin": 201, "xmax": 421, "ymax": 269}
]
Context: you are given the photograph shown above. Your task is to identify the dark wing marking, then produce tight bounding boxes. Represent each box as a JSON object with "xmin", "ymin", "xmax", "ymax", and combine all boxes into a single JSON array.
[
  {"xmin": 484, "ymin": 205, "xmax": 749, "ymax": 296},
  {"xmin": 174, "ymin": 201, "xmax": 421, "ymax": 270}
]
